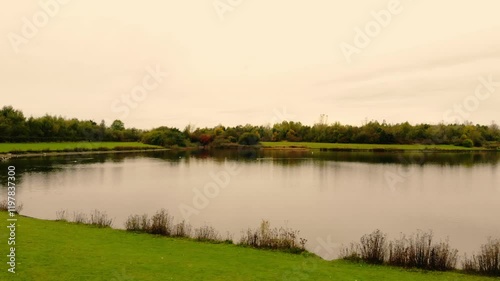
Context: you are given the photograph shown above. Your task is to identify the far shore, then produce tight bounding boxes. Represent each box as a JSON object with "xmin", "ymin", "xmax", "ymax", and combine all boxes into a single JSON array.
[
  {"xmin": 1, "ymin": 141, "xmax": 499, "ymax": 160},
  {"xmin": 0, "ymin": 148, "xmax": 171, "ymax": 159},
  {"xmin": 260, "ymin": 141, "xmax": 499, "ymax": 152}
]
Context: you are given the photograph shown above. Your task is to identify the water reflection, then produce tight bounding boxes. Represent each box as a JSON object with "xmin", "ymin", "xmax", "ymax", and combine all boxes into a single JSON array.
[{"xmin": 0, "ymin": 149, "xmax": 499, "ymax": 259}]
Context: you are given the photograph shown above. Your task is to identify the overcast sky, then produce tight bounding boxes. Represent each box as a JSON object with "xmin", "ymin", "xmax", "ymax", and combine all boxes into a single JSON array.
[{"xmin": 2, "ymin": 0, "xmax": 500, "ymax": 129}]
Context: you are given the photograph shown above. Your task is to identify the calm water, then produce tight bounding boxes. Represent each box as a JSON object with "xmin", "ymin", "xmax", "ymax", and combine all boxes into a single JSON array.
[{"xmin": 1, "ymin": 150, "xmax": 499, "ymax": 259}]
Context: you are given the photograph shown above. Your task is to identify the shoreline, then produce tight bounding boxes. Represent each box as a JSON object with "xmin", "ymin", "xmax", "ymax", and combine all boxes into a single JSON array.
[
  {"xmin": 260, "ymin": 146, "xmax": 497, "ymax": 153},
  {"xmin": 1, "ymin": 144, "xmax": 498, "ymax": 160},
  {"xmin": 0, "ymin": 148, "xmax": 171, "ymax": 159}
]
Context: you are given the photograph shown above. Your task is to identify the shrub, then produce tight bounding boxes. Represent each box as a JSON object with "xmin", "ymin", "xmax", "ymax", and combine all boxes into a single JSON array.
[
  {"xmin": 72, "ymin": 211, "xmax": 88, "ymax": 224},
  {"xmin": 359, "ymin": 229, "xmax": 387, "ymax": 264},
  {"xmin": 56, "ymin": 209, "xmax": 68, "ymax": 221},
  {"xmin": 408, "ymin": 230, "xmax": 433, "ymax": 269},
  {"xmin": 462, "ymin": 139, "xmax": 474, "ymax": 148},
  {"xmin": 339, "ymin": 243, "xmax": 362, "ymax": 262},
  {"xmin": 125, "ymin": 213, "xmax": 151, "ymax": 232},
  {"xmin": 149, "ymin": 209, "xmax": 173, "ymax": 236},
  {"xmin": 238, "ymin": 132, "xmax": 260, "ymax": 145},
  {"xmin": 388, "ymin": 234, "xmax": 408, "ymax": 266},
  {"xmin": 428, "ymin": 240, "xmax": 458, "ymax": 271},
  {"xmin": 0, "ymin": 200, "xmax": 23, "ymax": 214},
  {"xmin": 140, "ymin": 214, "xmax": 151, "ymax": 232},
  {"xmin": 173, "ymin": 220, "xmax": 192, "ymax": 238},
  {"xmin": 344, "ymin": 230, "xmax": 458, "ymax": 271},
  {"xmin": 0, "ymin": 200, "xmax": 7, "ymax": 211},
  {"xmin": 125, "ymin": 214, "xmax": 141, "ymax": 231},
  {"xmin": 88, "ymin": 209, "xmax": 113, "ymax": 228},
  {"xmin": 194, "ymin": 225, "xmax": 221, "ymax": 242},
  {"xmin": 463, "ymin": 238, "xmax": 500, "ymax": 276},
  {"xmin": 239, "ymin": 220, "xmax": 306, "ymax": 253}
]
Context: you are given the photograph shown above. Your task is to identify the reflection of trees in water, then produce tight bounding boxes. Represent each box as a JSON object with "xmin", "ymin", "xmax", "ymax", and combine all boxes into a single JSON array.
[
  {"xmin": 0, "ymin": 150, "xmax": 498, "ymax": 183},
  {"xmin": 158, "ymin": 149, "xmax": 500, "ymax": 167},
  {"xmin": 284, "ymin": 151, "xmax": 500, "ymax": 167}
]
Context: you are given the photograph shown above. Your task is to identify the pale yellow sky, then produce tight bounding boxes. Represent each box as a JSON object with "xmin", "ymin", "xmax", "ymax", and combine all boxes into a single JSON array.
[{"xmin": 1, "ymin": 0, "xmax": 499, "ymax": 129}]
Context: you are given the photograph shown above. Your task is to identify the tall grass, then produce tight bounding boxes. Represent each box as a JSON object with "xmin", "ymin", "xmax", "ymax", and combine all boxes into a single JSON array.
[
  {"xmin": 360, "ymin": 229, "xmax": 386, "ymax": 264},
  {"xmin": 55, "ymin": 209, "xmax": 68, "ymax": 221},
  {"xmin": 54, "ymin": 209, "xmax": 113, "ymax": 227},
  {"xmin": 72, "ymin": 211, "xmax": 88, "ymax": 224},
  {"xmin": 123, "ymin": 211, "xmax": 308, "ymax": 252},
  {"xmin": 339, "ymin": 242, "xmax": 362, "ymax": 262},
  {"xmin": 173, "ymin": 220, "xmax": 192, "ymax": 238},
  {"xmin": 0, "ymin": 200, "xmax": 23, "ymax": 214},
  {"xmin": 340, "ymin": 230, "xmax": 458, "ymax": 271},
  {"xmin": 463, "ymin": 238, "xmax": 500, "ymax": 276},
  {"xmin": 124, "ymin": 210, "xmax": 193, "ymax": 239},
  {"xmin": 239, "ymin": 220, "xmax": 307, "ymax": 253},
  {"xmin": 88, "ymin": 209, "xmax": 113, "ymax": 228},
  {"xmin": 194, "ymin": 225, "xmax": 222, "ymax": 242},
  {"xmin": 150, "ymin": 209, "xmax": 174, "ymax": 235}
]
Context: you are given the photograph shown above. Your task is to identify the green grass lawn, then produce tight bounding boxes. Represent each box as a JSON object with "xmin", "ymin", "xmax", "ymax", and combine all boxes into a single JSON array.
[
  {"xmin": 0, "ymin": 212, "xmax": 496, "ymax": 281},
  {"xmin": 0, "ymin": 142, "xmax": 162, "ymax": 153},
  {"xmin": 260, "ymin": 141, "xmax": 483, "ymax": 151}
]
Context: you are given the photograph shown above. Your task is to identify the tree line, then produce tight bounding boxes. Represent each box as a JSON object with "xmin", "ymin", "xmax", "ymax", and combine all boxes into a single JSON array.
[
  {"xmin": 0, "ymin": 106, "xmax": 142, "ymax": 143},
  {"xmin": 1, "ymin": 106, "xmax": 499, "ymax": 148}
]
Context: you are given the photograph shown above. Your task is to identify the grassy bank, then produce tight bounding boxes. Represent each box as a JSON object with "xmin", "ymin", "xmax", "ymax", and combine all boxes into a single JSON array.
[
  {"xmin": 0, "ymin": 142, "xmax": 162, "ymax": 154},
  {"xmin": 0, "ymin": 212, "xmax": 496, "ymax": 281},
  {"xmin": 260, "ymin": 142, "xmax": 487, "ymax": 151}
]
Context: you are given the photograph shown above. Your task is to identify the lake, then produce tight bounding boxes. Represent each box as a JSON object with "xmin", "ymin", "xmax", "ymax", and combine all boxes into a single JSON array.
[{"xmin": 1, "ymin": 149, "xmax": 499, "ymax": 259}]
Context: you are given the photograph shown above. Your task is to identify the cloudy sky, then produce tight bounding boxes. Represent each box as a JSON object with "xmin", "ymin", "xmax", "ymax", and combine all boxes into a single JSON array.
[{"xmin": 2, "ymin": 0, "xmax": 500, "ymax": 129}]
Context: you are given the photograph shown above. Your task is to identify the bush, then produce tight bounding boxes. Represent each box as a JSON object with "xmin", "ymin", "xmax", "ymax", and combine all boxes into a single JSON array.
[
  {"xmin": 149, "ymin": 209, "xmax": 174, "ymax": 236},
  {"xmin": 461, "ymin": 138, "xmax": 474, "ymax": 148},
  {"xmin": 428, "ymin": 240, "xmax": 458, "ymax": 271},
  {"xmin": 72, "ymin": 211, "xmax": 88, "ymax": 224},
  {"xmin": 88, "ymin": 209, "xmax": 113, "ymax": 228},
  {"xmin": 56, "ymin": 209, "xmax": 68, "ymax": 221},
  {"xmin": 463, "ymin": 238, "xmax": 500, "ymax": 276},
  {"xmin": 239, "ymin": 220, "xmax": 306, "ymax": 253},
  {"xmin": 0, "ymin": 200, "xmax": 23, "ymax": 214},
  {"xmin": 339, "ymin": 243, "xmax": 362, "ymax": 262},
  {"xmin": 142, "ymin": 127, "xmax": 187, "ymax": 147},
  {"xmin": 238, "ymin": 132, "xmax": 260, "ymax": 145},
  {"xmin": 342, "ymin": 230, "xmax": 458, "ymax": 271},
  {"xmin": 360, "ymin": 230, "xmax": 387, "ymax": 264},
  {"xmin": 194, "ymin": 225, "xmax": 222, "ymax": 242},
  {"xmin": 125, "ymin": 214, "xmax": 141, "ymax": 231},
  {"xmin": 124, "ymin": 213, "xmax": 154, "ymax": 233},
  {"xmin": 173, "ymin": 220, "xmax": 192, "ymax": 238},
  {"xmin": 388, "ymin": 231, "xmax": 458, "ymax": 271}
]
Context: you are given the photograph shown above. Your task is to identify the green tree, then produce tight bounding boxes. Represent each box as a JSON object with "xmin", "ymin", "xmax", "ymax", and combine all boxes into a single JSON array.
[
  {"xmin": 238, "ymin": 132, "xmax": 260, "ymax": 145},
  {"xmin": 111, "ymin": 120, "xmax": 125, "ymax": 131}
]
